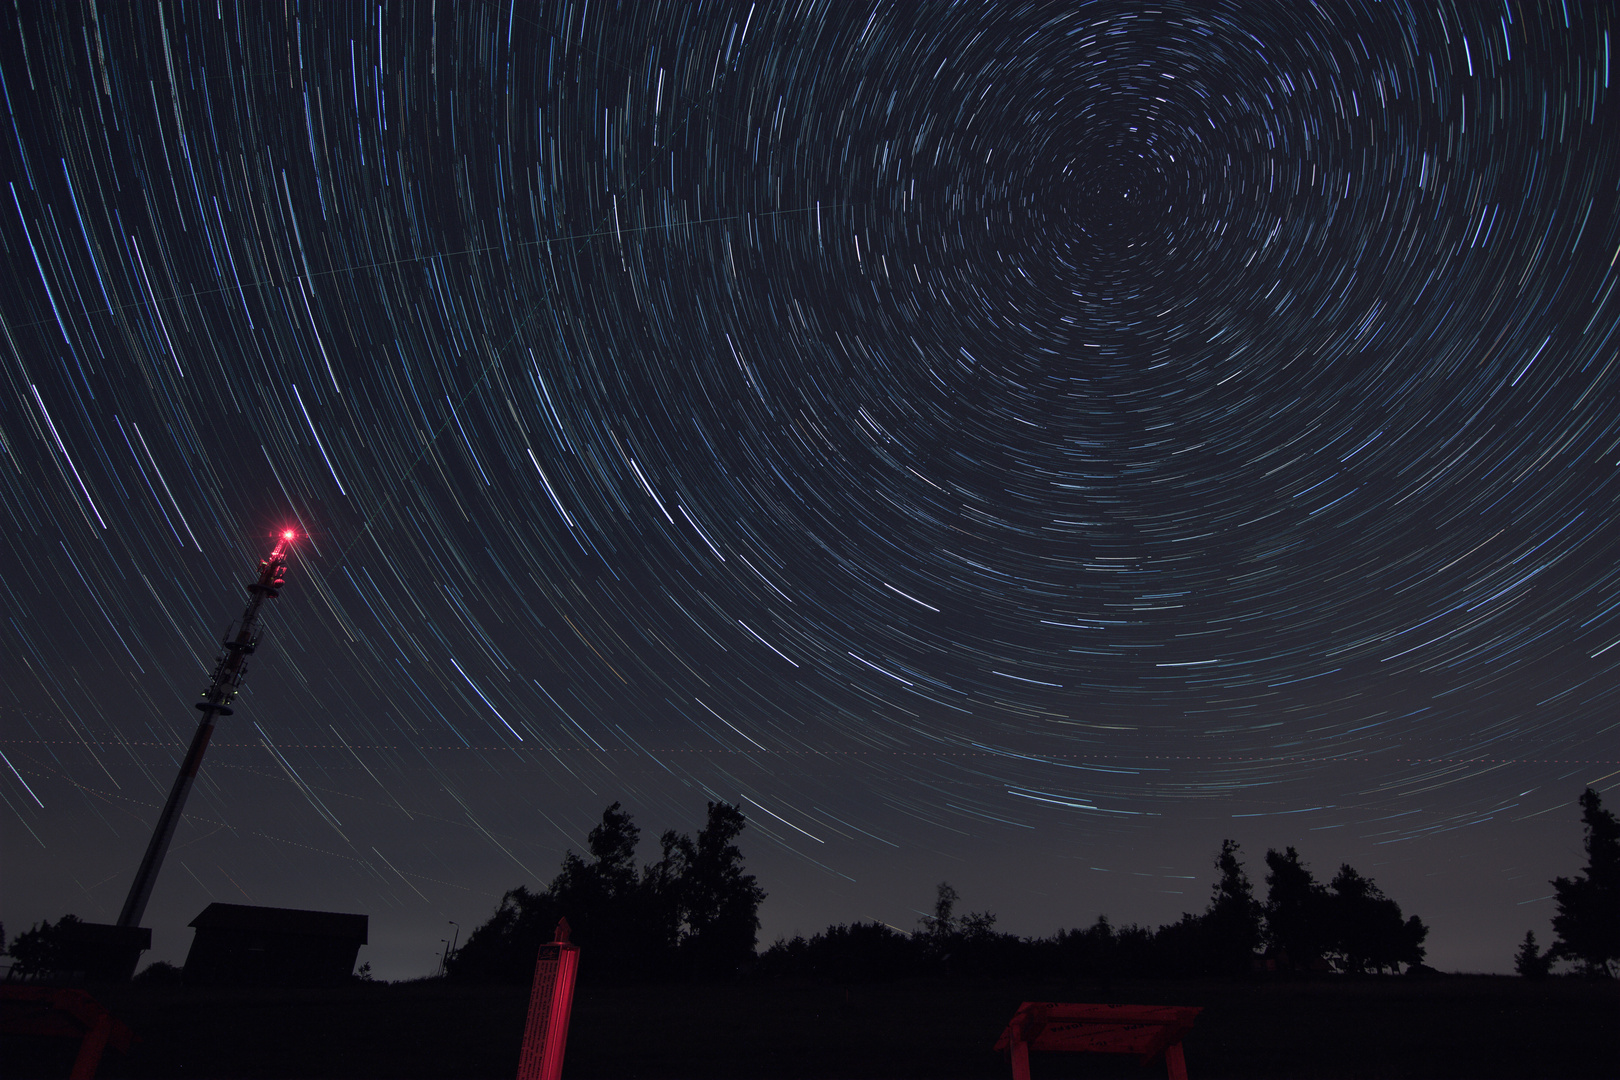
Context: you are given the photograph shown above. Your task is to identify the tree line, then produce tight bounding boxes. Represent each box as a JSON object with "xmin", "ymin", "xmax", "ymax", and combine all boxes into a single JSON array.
[
  {"xmin": 4, "ymin": 789, "xmax": 1612, "ymax": 983},
  {"xmin": 444, "ymin": 787, "xmax": 1616, "ymax": 985},
  {"xmin": 444, "ymin": 799, "xmax": 1430, "ymax": 984},
  {"xmin": 761, "ymin": 840, "xmax": 1428, "ymax": 982}
]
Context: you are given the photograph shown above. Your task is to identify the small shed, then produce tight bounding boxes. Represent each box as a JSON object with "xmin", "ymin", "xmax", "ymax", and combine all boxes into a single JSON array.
[
  {"xmin": 45, "ymin": 922, "xmax": 150, "ymax": 982},
  {"xmin": 183, "ymin": 903, "xmax": 367, "ymax": 986}
]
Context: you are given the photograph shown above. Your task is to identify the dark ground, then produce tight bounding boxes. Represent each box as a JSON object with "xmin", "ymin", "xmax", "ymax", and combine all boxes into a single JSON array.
[{"xmin": 5, "ymin": 974, "xmax": 1615, "ymax": 1079}]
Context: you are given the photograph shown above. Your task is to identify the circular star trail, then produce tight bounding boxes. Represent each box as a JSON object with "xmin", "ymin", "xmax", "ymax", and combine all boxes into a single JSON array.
[{"xmin": 2, "ymin": 1, "xmax": 1616, "ymax": 975}]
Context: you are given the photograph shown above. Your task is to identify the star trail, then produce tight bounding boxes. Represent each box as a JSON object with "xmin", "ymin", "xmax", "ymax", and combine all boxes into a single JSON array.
[{"xmin": 2, "ymin": 1, "xmax": 1617, "ymax": 978}]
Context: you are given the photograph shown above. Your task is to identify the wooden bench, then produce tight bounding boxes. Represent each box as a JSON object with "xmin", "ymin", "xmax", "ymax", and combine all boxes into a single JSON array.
[
  {"xmin": 994, "ymin": 1001, "xmax": 1203, "ymax": 1080},
  {"xmin": 0, "ymin": 986, "xmax": 136, "ymax": 1079}
]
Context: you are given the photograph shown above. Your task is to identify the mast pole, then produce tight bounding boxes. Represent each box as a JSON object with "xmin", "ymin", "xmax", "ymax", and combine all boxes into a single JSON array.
[{"xmin": 117, "ymin": 532, "xmax": 296, "ymax": 929}]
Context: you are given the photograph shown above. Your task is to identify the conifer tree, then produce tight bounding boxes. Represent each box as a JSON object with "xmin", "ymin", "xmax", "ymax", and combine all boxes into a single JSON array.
[
  {"xmin": 1513, "ymin": 930, "xmax": 1551, "ymax": 979},
  {"xmin": 1549, "ymin": 788, "xmax": 1620, "ymax": 977}
]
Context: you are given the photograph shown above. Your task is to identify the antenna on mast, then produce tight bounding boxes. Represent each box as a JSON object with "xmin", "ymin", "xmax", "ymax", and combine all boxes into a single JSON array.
[{"xmin": 117, "ymin": 531, "xmax": 297, "ymax": 930}]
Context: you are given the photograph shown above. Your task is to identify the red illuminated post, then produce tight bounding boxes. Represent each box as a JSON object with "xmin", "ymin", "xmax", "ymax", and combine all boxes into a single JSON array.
[
  {"xmin": 516, "ymin": 919, "xmax": 581, "ymax": 1080},
  {"xmin": 1010, "ymin": 1038, "xmax": 1031, "ymax": 1080},
  {"xmin": 116, "ymin": 532, "xmax": 296, "ymax": 930}
]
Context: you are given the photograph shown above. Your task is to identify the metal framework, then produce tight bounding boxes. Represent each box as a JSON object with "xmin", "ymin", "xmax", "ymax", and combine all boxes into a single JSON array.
[{"xmin": 116, "ymin": 532, "xmax": 296, "ymax": 930}]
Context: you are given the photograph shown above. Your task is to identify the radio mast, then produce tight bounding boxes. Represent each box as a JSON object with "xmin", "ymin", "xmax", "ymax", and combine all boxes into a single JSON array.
[{"xmin": 117, "ymin": 531, "xmax": 296, "ymax": 929}]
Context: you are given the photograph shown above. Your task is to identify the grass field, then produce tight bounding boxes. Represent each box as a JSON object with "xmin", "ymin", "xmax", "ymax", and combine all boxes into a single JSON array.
[{"xmin": 8, "ymin": 973, "xmax": 1616, "ymax": 1078}]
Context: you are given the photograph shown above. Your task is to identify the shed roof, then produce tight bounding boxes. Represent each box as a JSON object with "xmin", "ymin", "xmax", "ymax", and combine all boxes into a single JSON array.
[{"xmin": 187, "ymin": 903, "xmax": 368, "ymax": 943}]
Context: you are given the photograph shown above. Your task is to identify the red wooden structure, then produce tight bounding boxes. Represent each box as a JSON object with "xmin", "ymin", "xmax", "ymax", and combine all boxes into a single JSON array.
[
  {"xmin": 994, "ymin": 1002, "xmax": 1203, "ymax": 1080},
  {"xmin": 0, "ymin": 986, "xmax": 136, "ymax": 1079},
  {"xmin": 516, "ymin": 918, "xmax": 581, "ymax": 1080}
]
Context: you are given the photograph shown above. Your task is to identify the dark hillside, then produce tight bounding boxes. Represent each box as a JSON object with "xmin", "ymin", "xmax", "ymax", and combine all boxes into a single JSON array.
[{"xmin": 7, "ymin": 974, "xmax": 1614, "ymax": 1079}]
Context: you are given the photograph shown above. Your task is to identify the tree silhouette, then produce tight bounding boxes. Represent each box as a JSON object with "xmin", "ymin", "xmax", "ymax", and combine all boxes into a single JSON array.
[
  {"xmin": 1259, "ymin": 850, "xmax": 1427, "ymax": 974},
  {"xmin": 448, "ymin": 800, "xmax": 764, "ymax": 983},
  {"xmin": 915, "ymin": 882, "xmax": 959, "ymax": 951},
  {"xmin": 1325, "ymin": 864, "xmax": 1427, "ymax": 973},
  {"xmin": 1056, "ymin": 914, "xmax": 1156, "ymax": 988},
  {"xmin": 1514, "ymin": 930, "xmax": 1552, "ymax": 979},
  {"xmin": 550, "ymin": 802, "xmax": 661, "ymax": 978},
  {"xmin": 640, "ymin": 828, "xmax": 689, "ymax": 969},
  {"xmin": 4, "ymin": 915, "xmax": 80, "ymax": 981},
  {"xmin": 763, "ymin": 921, "xmax": 919, "ymax": 982},
  {"xmin": 911, "ymin": 881, "xmax": 1010, "ymax": 972},
  {"xmin": 1549, "ymin": 788, "xmax": 1620, "ymax": 977},
  {"xmin": 1203, "ymin": 839, "xmax": 1264, "ymax": 973},
  {"xmin": 446, "ymin": 885, "xmax": 562, "ymax": 984},
  {"xmin": 1264, "ymin": 847, "xmax": 1332, "ymax": 969},
  {"xmin": 671, "ymin": 801, "xmax": 767, "ymax": 977}
]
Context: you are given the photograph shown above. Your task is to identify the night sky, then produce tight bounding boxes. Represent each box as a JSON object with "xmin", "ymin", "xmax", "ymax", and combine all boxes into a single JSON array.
[{"xmin": 2, "ymin": 1, "xmax": 1617, "ymax": 981}]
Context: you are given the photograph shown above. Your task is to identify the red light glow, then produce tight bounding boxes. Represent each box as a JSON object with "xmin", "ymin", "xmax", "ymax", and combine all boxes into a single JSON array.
[{"xmin": 282, "ymin": 530, "xmax": 296, "ymax": 540}]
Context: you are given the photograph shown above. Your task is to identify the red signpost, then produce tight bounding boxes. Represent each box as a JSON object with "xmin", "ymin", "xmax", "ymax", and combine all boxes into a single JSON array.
[
  {"xmin": 994, "ymin": 1002, "xmax": 1203, "ymax": 1080},
  {"xmin": 516, "ymin": 919, "xmax": 581, "ymax": 1080}
]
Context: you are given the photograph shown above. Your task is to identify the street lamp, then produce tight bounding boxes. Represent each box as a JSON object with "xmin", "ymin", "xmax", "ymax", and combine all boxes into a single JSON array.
[{"xmin": 436, "ymin": 921, "xmax": 461, "ymax": 978}]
